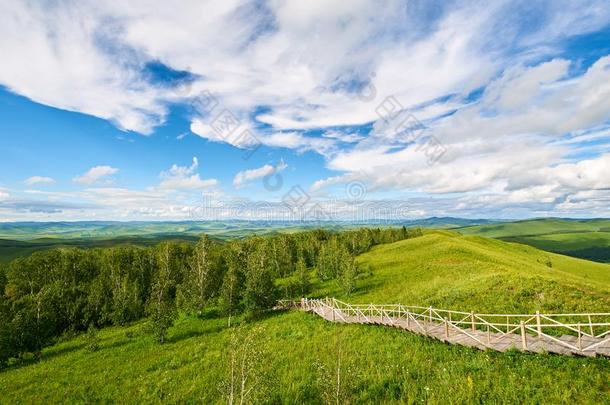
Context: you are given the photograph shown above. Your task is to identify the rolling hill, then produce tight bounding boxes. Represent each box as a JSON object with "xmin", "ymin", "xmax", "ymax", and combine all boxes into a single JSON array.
[
  {"xmin": 0, "ymin": 218, "xmax": 493, "ymax": 263},
  {"xmin": 458, "ymin": 218, "xmax": 610, "ymax": 263},
  {"xmin": 1, "ymin": 231, "xmax": 609, "ymax": 403}
]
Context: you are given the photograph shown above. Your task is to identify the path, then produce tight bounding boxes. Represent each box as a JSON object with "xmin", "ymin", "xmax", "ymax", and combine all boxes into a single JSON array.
[{"xmin": 280, "ymin": 298, "xmax": 610, "ymax": 357}]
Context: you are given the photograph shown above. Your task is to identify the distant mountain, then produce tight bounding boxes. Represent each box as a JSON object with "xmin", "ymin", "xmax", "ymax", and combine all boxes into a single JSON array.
[{"xmin": 0, "ymin": 218, "xmax": 500, "ymax": 241}]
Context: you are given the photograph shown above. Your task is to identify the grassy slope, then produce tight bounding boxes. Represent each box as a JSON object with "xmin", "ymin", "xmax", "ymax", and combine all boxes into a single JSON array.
[
  {"xmin": 458, "ymin": 218, "xmax": 610, "ymax": 263},
  {"xmin": 336, "ymin": 230, "xmax": 610, "ymax": 313},
  {"xmin": 458, "ymin": 218, "xmax": 610, "ymax": 238},
  {"xmin": 2, "ymin": 231, "xmax": 610, "ymax": 403}
]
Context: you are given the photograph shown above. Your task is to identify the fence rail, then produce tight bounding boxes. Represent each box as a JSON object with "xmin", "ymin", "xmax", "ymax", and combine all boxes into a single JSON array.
[{"xmin": 277, "ymin": 298, "xmax": 610, "ymax": 357}]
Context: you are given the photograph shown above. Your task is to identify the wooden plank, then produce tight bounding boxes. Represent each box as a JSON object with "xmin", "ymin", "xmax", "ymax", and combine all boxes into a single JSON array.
[{"xmin": 300, "ymin": 298, "xmax": 610, "ymax": 357}]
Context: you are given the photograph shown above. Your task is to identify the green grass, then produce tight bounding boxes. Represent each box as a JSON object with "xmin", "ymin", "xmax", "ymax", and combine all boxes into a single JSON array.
[
  {"xmin": 458, "ymin": 218, "xmax": 610, "ymax": 238},
  {"xmin": 458, "ymin": 218, "xmax": 610, "ymax": 263},
  {"xmin": 309, "ymin": 230, "xmax": 610, "ymax": 314},
  {"xmin": 1, "ymin": 311, "xmax": 609, "ymax": 404},
  {"xmin": 2, "ymin": 231, "xmax": 610, "ymax": 403}
]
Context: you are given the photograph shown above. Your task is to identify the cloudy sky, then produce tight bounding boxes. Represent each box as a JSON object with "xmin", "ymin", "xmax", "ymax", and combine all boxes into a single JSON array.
[{"xmin": 1, "ymin": 0, "xmax": 610, "ymax": 221}]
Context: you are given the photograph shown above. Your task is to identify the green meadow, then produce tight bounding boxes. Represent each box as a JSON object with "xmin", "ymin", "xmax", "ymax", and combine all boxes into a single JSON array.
[
  {"xmin": 1, "ymin": 230, "xmax": 610, "ymax": 403},
  {"xmin": 459, "ymin": 218, "xmax": 610, "ymax": 263}
]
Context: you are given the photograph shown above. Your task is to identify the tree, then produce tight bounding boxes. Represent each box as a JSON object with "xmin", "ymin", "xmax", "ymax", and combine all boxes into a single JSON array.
[
  {"xmin": 317, "ymin": 237, "xmax": 347, "ymax": 281},
  {"xmin": 178, "ymin": 235, "xmax": 214, "ymax": 314},
  {"xmin": 103, "ymin": 247, "xmax": 144, "ymax": 326},
  {"xmin": 244, "ymin": 240, "xmax": 278, "ymax": 314},
  {"xmin": 221, "ymin": 325, "xmax": 274, "ymax": 404},
  {"xmin": 146, "ymin": 243, "xmax": 178, "ymax": 343},
  {"xmin": 0, "ymin": 266, "xmax": 6, "ymax": 296},
  {"xmin": 337, "ymin": 252, "xmax": 358, "ymax": 295},
  {"xmin": 0, "ymin": 298, "xmax": 15, "ymax": 366},
  {"xmin": 295, "ymin": 255, "xmax": 310, "ymax": 297},
  {"xmin": 219, "ymin": 243, "xmax": 245, "ymax": 326}
]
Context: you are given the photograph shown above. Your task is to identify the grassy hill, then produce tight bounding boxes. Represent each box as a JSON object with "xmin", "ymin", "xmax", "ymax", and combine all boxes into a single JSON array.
[
  {"xmin": 458, "ymin": 218, "xmax": 610, "ymax": 263},
  {"xmin": 1, "ymin": 231, "xmax": 610, "ymax": 403},
  {"xmin": 314, "ymin": 230, "xmax": 610, "ymax": 314}
]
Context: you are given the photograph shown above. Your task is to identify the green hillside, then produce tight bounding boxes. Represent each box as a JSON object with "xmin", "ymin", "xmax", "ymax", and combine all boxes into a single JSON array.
[
  {"xmin": 318, "ymin": 230, "xmax": 610, "ymax": 314},
  {"xmin": 2, "ymin": 232, "xmax": 610, "ymax": 403},
  {"xmin": 458, "ymin": 218, "xmax": 610, "ymax": 263},
  {"xmin": 458, "ymin": 218, "xmax": 610, "ymax": 237}
]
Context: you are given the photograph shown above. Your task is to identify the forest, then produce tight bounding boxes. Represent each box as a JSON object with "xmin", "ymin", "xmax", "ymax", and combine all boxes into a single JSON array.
[{"xmin": 0, "ymin": 226, "xmax": 422, "ymax": 366}]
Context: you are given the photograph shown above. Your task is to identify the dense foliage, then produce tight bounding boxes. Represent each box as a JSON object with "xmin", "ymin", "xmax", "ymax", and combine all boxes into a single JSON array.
[{"xmin": 0, "ymin": 226, "xmax": 421, "ymax": 366}]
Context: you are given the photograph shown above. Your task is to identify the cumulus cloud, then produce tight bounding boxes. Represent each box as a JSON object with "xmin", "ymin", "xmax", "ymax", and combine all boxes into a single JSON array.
[
  {"xmin": 311, "ymin": 55, "xmax": 610, "ymax": 217},
  {"xmin": 24, "ymin": 176, "xmax": 55, "ymax": 186},
  {"xmin": 2, "ymin": 1, "xmax": 610, "ymax": 218},
  {"xmin": 2, "ymin": 1, "xmax": 609, "ymax": 136},
  {"xmin": 73, "ymin": 166, "xmax": 119, "ymax": 185},
  {"xmin": 233, "ymin": 159, "xmax": 287, "ymax": 188},
  {"xmin": 157, "ymin": 157, "xmax": 218, "ymax": 190}
]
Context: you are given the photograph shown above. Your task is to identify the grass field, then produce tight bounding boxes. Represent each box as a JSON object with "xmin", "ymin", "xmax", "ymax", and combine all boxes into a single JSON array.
[
  {"xmin": 2, "ymin": 231, "xmax": 610, "ymax": 403},
  {"xmin": 459, "ymin": 218, "xmax": 610, "ymax": 263}
]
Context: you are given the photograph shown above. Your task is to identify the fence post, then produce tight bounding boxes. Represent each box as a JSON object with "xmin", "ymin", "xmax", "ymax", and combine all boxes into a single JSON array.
[
  {"xmin": 577, "ymin": 323, "xmax": 582, "ymax": 351},
  {"xmin": 429, "ymin": 306, "xmax": 433, "ymax": 322},
  {"xmin": 406, "ymin": 309, "xmax": 410, "ymax": 328},
  {"xmin": 444, "ymin": 318, "xmax": 449, "ymax": 338},
  {"xmin": 487, "ymin": 324, "xmax": 491, "ymax": 344},
  {"xmin": 588, "ymin": 314, "xmax": 594, "ymax": 336},
  {"xmin": 536, "ymin": 311, "xmax": 541, "ymax": 337},
  {"xmin": 520, "ymin": 321, "xmax": 527, "ymax": 350},
  {"xmin": 471, "ymin": 311, "xmax": 475, "ymax": 332}
]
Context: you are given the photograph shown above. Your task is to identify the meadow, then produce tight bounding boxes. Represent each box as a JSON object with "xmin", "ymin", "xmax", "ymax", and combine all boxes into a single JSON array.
[
  {"xmin": 459, "ymin": 218, "xmax": 610, "ymax": 263},
  {"xmin": 1, "ymin": 230, "xmax": 609, "ymax": 403}
]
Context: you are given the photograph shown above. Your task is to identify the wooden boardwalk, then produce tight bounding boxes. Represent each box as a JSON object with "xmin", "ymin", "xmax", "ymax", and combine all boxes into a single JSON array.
[{"xmin": 280, "ymin": 298, "xmax": 610, "ymax": 357}]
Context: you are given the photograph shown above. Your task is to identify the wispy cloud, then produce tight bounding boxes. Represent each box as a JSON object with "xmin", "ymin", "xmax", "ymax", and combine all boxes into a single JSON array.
[
  {"xmin": 233, "ymin": 159, "xmax": 287, "ymax": 188},
  {"xmin": 24, "ymin": 176, "xmax": 55, "ymax": 186},
  {"xmin": 73, "ymin": 166, "xmax": 119, "ymax": 185}
]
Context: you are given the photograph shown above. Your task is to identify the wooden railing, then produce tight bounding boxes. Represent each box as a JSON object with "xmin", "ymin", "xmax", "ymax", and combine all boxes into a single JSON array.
[{"xmin": 277, "ymin": 298, "xmax": 610, "ymax": 356}]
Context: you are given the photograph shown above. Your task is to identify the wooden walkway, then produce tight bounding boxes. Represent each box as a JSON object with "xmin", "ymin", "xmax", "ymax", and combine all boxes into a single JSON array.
[{"xmin": 279, "ymin": 298, "xmax": 610, "ymax": 357}]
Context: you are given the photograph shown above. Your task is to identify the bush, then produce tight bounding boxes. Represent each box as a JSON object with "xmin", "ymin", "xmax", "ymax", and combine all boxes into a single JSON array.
[{"xmin": 85, "ymin": 325, "xmax": 100, "ymax": 352}]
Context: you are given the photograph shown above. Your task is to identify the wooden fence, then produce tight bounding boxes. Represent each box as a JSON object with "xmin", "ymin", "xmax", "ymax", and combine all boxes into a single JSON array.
[{"xmin": 278, "ymin": 298, "xmax": 610, "ymax": 357}]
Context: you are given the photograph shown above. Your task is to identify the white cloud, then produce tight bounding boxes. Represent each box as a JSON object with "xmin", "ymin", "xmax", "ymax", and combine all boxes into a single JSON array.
[
  {"xmin": 2, "ymin": 1, "xmax": 610, "ymax": 219},
  {"xmin": 157, "ymin": 157, "xmax": 218, "ymax": 191},
  {"xmin": 312, "ymin": 55, "xmax": 610, "ymax": 213},
  {"xmin": 73, "ymin": 166, "xmax": 119, "ymax": 185},
  {"xmin": 2, "ymin": 0, "xmax": 608, "ymax": 137},
  {"xmin": 0, "ymin": 189, "xmax": 9, "ymax": 201},
  {"xmin": 24, "ymin": 176, "xmax": 55, "ymax": 186},
  {"xmin": 233, "ymin": 159, "xmax": 287, "ymax": 188}
]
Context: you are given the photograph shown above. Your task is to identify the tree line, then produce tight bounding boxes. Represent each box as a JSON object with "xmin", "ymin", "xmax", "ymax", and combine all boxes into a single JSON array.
[{"xmin": 0, "ymin": 226, "xmax": 422, "ymax": 366}]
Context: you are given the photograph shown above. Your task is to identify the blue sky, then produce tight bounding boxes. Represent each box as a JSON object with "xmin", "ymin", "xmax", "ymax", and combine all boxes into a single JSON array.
[{"xmin": 0, "ymin": 0, "xmax": 610, "ymax": 221}]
